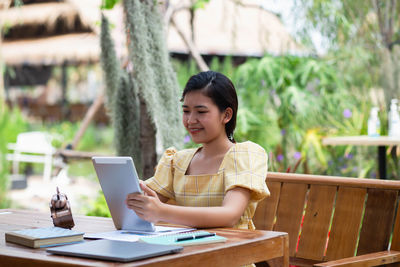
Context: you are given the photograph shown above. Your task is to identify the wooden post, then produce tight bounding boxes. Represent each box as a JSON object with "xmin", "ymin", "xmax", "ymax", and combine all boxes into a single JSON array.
[
  {"xmin": 61, "ymin": 61, "xmax": 69, "ymax": 119},
  {"xmin": 171, "ymin": 17, "xmax": 209, "ymax": 72},
  {"xmin": 70, "ymin": 93, "xmax": 104, "ymax": 150}
]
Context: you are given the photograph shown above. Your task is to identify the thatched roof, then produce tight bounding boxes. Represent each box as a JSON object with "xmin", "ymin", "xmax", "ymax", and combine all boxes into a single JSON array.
[
  {"xmin": 1, "ymin": 2, "xmax": 92, "ymax": 40},
  {"xmin": 1, "ymin": 0, "xmax": 305, "ymax": 67},
  {"xmin": 3, "ymin": 2, "xmax": 81, "ymax": 29},
  {"xmin": 1, "ymin": 0, "xmax": 100, "ymax": 66},
  {"xmin": 2, "ymin": 33, "xmax": 99, "ymax": 65},
  {"xmin": 168, "ymin": 0, "xmax": 305, "ymax": 56}
]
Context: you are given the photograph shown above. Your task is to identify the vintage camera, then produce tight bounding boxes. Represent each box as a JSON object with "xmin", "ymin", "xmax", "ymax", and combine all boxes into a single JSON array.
[{"xmin": 49, "ymin": 187, "xmax": 75, "ymax": 229}]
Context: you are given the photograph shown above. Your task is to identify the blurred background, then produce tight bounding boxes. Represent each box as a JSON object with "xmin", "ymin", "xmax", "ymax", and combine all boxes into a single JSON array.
[{"xmin": 1, "ymin": 0, "xmax": 399, "ymax": 216}]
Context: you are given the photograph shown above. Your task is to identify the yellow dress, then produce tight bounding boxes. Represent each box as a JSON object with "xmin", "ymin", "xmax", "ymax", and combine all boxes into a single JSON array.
[{"xmin": 145, "ymin": 141, "xmax": 270, "ymax": 229}]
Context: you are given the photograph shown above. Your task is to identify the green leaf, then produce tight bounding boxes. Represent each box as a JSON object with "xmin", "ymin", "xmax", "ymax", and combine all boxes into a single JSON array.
[{"xmin": 101, "ymin": 0, "xmax": 120, "ymax": 10}]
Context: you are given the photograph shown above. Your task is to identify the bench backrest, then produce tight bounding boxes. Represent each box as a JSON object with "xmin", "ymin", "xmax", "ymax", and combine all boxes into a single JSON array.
[
  {"xmin": 14, "ymin": 131, "xmax": 55, "ymax": 154},
  {"xmin": 253, "ymin": 172, "xmax": 400, "ymax": 264}
]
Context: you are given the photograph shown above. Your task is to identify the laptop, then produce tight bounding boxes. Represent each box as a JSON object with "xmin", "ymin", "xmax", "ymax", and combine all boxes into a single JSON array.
[
  {"xmin": 92, "ymin": 157, "xmax": 155, "ymax": 232},
  {"xmin": 47, "ymin": 239, "xmax": 183, "ymax": 262}
]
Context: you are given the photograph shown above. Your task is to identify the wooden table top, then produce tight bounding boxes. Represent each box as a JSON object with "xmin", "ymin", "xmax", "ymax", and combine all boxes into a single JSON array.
[
  {"xmin": 0, "ymin": 209, "xmax": 289, "ymax": 266},
  {"xmin": 322, "ymin": 135, "xmax": 400, "ymax": 146}
]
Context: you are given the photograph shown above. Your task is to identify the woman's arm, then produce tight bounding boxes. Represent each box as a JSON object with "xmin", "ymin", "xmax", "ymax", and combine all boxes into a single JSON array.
[{"xmin": 126, "ymin": 182, "xmax": 251, "ymax": 228}]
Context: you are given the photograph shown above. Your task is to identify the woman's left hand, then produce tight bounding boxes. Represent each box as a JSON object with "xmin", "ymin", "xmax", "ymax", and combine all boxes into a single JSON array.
[{"xmin": 125, "ymin": 181, "xmax": 164, "ymax": 223}]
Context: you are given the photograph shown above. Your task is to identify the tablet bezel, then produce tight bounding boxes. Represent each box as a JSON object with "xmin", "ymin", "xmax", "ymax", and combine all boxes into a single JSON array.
[{"xmin": 92, "ymin": 156, "xmax": 155, "ymax": 232}]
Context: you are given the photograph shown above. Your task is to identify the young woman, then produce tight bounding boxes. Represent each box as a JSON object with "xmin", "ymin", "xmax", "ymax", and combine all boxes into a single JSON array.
[{"xmin": 126, "ymin": 71, "xmax": 269, "ymax": 229}]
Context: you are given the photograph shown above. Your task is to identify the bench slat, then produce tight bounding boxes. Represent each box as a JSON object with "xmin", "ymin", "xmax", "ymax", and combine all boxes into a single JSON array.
[
  {"xmin": 267, "ymin": 172, "xmax": 400, "ymax": 190},
  {"xmin": 297, "ymin": 185, "xmax": 337, "ymax": 261},
  {"xmin": 253, "ymin": 181, "xmax": 281, "ymax": 230},
  {"xmin": 325, "ymin": 187, "xmax": 366, "ymax": 261},
  {"xmin": 315, "ymin": 250, "xmax": 400, "ymax": 267},
  {"xmin": 274, "ymin": 182, "xmax": 308, "ymax": 257},
  {"xmin": 357, "ymin": 189, "xmax": 397, "ymax": 255}
]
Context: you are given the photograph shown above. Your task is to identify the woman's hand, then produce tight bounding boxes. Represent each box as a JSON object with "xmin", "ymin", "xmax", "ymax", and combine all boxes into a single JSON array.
[{"xmin": 125, "ymin": 181, "xmax": 165, "ymax": 223}]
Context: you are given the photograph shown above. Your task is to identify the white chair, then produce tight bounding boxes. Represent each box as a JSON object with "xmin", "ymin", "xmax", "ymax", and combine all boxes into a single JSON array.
[{"xmin": 7, "ymin": 132, "xmax": 56, "ymax": 181}]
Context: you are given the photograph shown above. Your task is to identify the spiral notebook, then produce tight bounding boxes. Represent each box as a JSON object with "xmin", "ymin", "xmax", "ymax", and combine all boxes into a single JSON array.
[{"xmin": 139, "ymin": 231, "xmax": 226, "ymax": 246}]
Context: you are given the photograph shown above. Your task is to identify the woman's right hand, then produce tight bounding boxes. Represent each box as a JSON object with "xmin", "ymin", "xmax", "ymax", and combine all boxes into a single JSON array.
[{"xmin": 125, "ymin": 181, "xmax": 165, "ymax": 223}]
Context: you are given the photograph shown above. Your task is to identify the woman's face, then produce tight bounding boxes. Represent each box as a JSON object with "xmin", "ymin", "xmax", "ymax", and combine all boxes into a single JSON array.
[{"xmin": 182, "ymin": 91, "xmax": 229, "ymax": 144}]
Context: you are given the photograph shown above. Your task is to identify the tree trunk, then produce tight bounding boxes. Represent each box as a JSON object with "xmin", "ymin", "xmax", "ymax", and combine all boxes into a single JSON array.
[{"xmin": 139, "ymin": 95, "xmax": 157, "ymax": 179}]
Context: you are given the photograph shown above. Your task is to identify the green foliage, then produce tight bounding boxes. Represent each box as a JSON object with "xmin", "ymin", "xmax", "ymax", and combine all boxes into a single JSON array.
[
  {"xmin": 101, "ymin": 0, "xmax": 120, "ymax": 10},
  {"xmin": 85, "ymin": 191, "xmax": 111, "ymax": 217},
  {"xmin": 38, "ymin": 122, "xmax": 113, "ymax": 153},
  {"xmin": 297, "ymin": 0, "xmax": 400, "ymax": 50},
  {"xmin": 172, "ymin": 54, "xmax": 375, "ymax": 176},
  {"xmin": 236, "ymin": 55, "xmax": 350, "ymax": 167},
  {"xmin": 0, "ymin": 107, "xmax": 29, "ymax": 144},
  {"xmin": 193, "ymin": 0, "xmax": 211, "ymax": 10},
  {"xmin": 295, "ymin": 0, "xmax": 400, "ymax": 106},
  {"xmin": 0, "ymin": 106, "xmax": 29, "ymax": 208},
  {"xmin": 0, "ymin": 110, "xmax": 10, "ymax": 208},
  {"xmin": 173, "ymin": 59, "xmax": 199, "ymax": 89}
]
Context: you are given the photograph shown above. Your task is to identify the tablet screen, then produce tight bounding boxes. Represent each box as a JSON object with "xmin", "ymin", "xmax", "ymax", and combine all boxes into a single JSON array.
[{"xmin": 92, "ymin": 157, "xmax": 155, "ymax": 232}]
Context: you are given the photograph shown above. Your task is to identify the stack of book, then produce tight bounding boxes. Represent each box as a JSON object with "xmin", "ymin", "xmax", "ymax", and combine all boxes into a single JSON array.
[{"xmin": 5, "ymin": 227, "xmax": 84, "ymax": 248}]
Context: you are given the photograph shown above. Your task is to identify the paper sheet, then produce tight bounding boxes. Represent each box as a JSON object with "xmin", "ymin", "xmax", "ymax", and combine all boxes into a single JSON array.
[{"xmin": 84, "ymin": 226, "xmax": 195, "ymax": 242}]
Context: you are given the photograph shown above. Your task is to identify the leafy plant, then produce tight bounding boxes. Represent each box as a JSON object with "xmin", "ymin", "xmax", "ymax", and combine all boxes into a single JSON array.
[
  {"xmin": 0, "ymin": 106, "xmax": 29, "ymax": 208},
  {"xmin": 85, "ymin": 191, "xmax": 111, "ymax": 217}
]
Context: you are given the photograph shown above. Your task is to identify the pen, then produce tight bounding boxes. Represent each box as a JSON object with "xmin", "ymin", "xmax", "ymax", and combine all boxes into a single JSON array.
[{"xmin": 176, "ymin": 233, "xmax": 216, "ymax": 242}]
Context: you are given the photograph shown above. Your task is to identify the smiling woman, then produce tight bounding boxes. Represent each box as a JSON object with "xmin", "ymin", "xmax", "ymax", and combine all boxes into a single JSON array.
[
  {"xmin": 125, "ymin": 71, "xmax": 270, "ymax": 230},
  {"xmin": 182, "ymin": 91, "xmax": 231, "ymax": 149}
]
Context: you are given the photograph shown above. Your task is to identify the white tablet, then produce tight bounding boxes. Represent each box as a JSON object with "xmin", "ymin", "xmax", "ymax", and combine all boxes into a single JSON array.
[{"xmin": 92, "ymin": 157, "xmax": 155, "ymax": 232}]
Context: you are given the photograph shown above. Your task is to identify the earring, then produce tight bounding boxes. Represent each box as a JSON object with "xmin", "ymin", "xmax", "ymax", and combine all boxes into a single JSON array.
[{"xmin": 229, "ymin": 133, "xmax": 234, "ymax": 141}]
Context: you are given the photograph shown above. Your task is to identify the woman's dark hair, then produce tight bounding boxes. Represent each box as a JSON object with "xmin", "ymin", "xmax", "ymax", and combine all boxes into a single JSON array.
[{"xmin": 181, "ymin": 71, "xmax": 238, "ymax": 143}]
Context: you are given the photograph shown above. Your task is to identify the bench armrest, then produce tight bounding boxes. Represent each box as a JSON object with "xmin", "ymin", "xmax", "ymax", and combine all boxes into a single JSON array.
[{"xmin": 314, "ymin": 251, "xmax": 400, "ymax": 267}]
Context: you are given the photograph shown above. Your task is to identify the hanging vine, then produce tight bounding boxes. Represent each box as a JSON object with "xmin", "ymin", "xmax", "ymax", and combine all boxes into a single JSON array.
[
  {"xmin": 114, "ymin": 72, "xmax": 142, "ymax": 173},
  {"xmin": 124, "ymin": 0, "xmax": 183, "ymax": 149},
  {"xmin": 100, "ymin": 14, "xmax": 120, "ymax": 115},
  {"xmin": 100, "ymin": 1, "xmax": 183, "ymax": 177}
]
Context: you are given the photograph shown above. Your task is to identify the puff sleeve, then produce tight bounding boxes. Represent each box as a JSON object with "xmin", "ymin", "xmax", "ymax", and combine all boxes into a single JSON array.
[
  {"xmin": 224, "ymin": 142, "xmax": 270, "ymax": 202},
  {"xmin": 145, "ymin": 147, "xmax": 177, "ymax": 200}
]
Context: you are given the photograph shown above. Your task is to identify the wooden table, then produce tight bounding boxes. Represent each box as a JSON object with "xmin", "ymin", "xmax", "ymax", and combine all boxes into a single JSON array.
[
  {"xmin": 0, "ymin": 209, "xmax": 289, "ymax": 266},
  {"xmin": 322, "ymin": 136, "xmax": 400, "ymax": 179}
]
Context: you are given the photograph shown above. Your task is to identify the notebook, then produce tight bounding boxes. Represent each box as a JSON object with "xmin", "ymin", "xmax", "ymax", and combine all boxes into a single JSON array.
[
  {"xmin": 84, "ymin": 226, "xmax": 196, "ymax": 242},
  {"xmin": 46, "ymin": 239, "xmax": 183, "ymax": 262},
  {"xmin": 139, "ymin": 231, "xmax": 227, "ymax": 246},
  {"xmin": 5, "ymin": 227, "xmax": 84, "ymax": 248}
]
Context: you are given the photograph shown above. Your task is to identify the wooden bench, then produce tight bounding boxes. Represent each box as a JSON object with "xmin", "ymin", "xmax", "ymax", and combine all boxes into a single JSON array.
[{"xmin": 253, "ymin": 172, "xmax": 400, "ymax": 266}]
